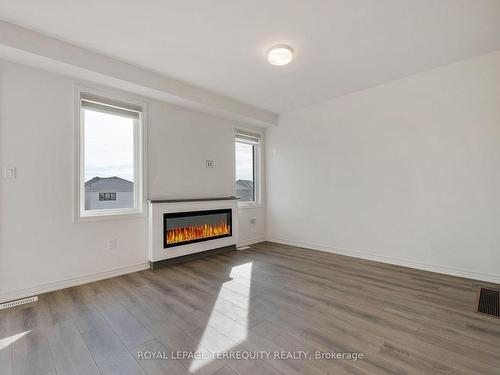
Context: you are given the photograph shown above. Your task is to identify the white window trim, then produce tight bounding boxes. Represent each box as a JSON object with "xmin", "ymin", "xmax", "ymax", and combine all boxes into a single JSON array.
[
  {"xmin": 74, "ymin": 86, "xmax": 147, "ymax": 222},
  {"xmin": 235, "ymin": 128, "xmax": 263, "ymax": 208}
]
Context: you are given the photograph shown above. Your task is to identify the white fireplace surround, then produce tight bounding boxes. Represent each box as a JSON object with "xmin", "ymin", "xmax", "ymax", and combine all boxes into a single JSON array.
[{"xmin": 148, "ymin": 198, "xmax": 239, "ymax": 263}]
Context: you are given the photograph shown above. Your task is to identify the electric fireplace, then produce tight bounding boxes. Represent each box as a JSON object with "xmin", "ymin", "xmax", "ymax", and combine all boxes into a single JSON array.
[
  {"xmin": 148, "ymin": 197, "xmax": 238, "ymax": 268},
  {"xmin": 164, "ymin": 208, "xmax": 232, "ymax": 248}
]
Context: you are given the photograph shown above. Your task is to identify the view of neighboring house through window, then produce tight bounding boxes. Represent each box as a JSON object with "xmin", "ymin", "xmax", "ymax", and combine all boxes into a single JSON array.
[
  {"xmin": 235, "ymin": 129, "xmax": 260, "ymax": 204},
  {"xmin": 78, "ymin": 92, "xmax": 143, "ymax": 217}
]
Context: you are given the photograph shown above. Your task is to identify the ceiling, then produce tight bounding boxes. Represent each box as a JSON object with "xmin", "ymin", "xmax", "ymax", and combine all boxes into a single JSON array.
[{"xmin": 0, "ymin": 1, "xmax": 499, "ymax": 114}]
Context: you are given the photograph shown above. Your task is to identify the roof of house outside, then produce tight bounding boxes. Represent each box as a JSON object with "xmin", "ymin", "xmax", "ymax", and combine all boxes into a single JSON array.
[
  {"xmin": 85, "ymin": 176, "xmax": 133, "ymax": 192},
  {"xmin": 236, "ymin": 179, "xmax": 254, "ymax": 201},
  {"xmin": 236, "ymin": 179, "xmax": 253, "ymax": 191}
]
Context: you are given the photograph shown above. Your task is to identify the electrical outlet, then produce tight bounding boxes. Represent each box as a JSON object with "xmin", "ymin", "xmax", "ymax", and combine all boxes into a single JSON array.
[
  {"xmin": 3, "ymin": 167, "xmax": 16, "ymax": 179},
  {"xmin": 249, "ymin": 218, "xmax": 256, "ymax": 227},
  {"xmin": 107, "ymin": 239, "xmax": 117, "ymax": 250},
  {"xmin": 205, "ymin": 160, "xmax": 215, "ymax": 168}
]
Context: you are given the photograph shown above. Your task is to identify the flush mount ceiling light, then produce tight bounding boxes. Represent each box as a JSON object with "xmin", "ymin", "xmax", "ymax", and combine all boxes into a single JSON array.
[{"xmin": 267, "ymin": 45, "xmax": 293, "ymax": 66}]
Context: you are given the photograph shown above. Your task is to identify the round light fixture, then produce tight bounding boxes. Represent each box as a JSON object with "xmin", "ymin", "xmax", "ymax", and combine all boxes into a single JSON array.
[{"xmin": 267, "ymin": 45, "xmax": 293, "ymax": 66}]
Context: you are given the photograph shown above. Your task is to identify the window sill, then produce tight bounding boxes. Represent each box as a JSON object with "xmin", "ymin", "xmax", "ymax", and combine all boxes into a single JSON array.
[
  {"xmin": 75, "ymin": 210, "xmax": 145, "ymax": 223},
  {"xmin": 238, "ymin": 204, "xmax": 265, "ymax": 210}
]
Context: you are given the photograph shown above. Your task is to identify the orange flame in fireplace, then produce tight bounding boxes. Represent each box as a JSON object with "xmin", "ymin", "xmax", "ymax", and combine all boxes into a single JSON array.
[{"xmin": 167, "ymin": 221, "xmax": 231, "ymax": 245}]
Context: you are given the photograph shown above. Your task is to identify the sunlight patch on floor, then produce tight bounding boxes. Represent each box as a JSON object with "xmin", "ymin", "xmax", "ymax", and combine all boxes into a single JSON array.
[
  {"xmin": 188, "ymin": 262, "xmax": 253, "ymax": 373},
  {"xmin": 0, "ymin": 330, "xmax": 31, "ymax": 351}
]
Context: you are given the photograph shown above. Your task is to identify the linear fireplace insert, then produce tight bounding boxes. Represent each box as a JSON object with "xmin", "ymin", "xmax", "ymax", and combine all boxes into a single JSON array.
[{"xmin": 164, "ymin": 209, "xmax": 232, "ymax": 248}]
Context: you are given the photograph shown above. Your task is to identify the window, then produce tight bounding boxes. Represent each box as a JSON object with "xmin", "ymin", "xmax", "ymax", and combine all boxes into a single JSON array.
[
  {"xmin": 99, "ymin": 192, "xmax": 117, "ymax": 201},
  {"xmin": 235, "ymin": 129, "xmax": 260, "ymax": 205},
  {"xmin": 76, "ymin": 90, "xmax": 144, "ymax": 219}
]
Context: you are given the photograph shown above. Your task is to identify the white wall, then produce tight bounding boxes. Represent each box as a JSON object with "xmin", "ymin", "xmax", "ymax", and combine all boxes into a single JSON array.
[
  {"xmin": 267, "ymin": 51, "xmax": 500, "ymax": 283},
  {"xmin": 0, "ymin": 60, "xmax": 265, "ymax": 300}
]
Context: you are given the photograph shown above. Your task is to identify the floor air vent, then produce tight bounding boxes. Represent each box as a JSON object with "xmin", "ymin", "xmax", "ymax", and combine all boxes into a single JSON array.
[
  {"xmin": 477, "ymin": 288, "xmax": 499, "ymax": 317},
  {"xmin": 0, "ymin": 296, "xmax": 38, "ymax": 310}
]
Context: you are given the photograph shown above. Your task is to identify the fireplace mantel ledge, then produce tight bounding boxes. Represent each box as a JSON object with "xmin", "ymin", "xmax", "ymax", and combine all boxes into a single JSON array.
[{"xmin": 148, "ymin": 196, "xmax": 239, "ymax": 204}]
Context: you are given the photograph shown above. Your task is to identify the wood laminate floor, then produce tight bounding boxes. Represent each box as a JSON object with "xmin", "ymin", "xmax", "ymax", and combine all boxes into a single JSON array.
[{"xmin": 1, "ymin": 242, "xmax": 500, "ymax": 375}]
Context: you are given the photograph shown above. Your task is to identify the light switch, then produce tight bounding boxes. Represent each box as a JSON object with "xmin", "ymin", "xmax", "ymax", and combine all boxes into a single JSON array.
[
  {"xmin": 4, "ymin": 167, "xmax": 16, "ymax": 179},
  {"xmin": 107, "ymin": 239, "xmax": 117, "ymax": 250},
  {"xmin": 205, "ymin": 160, "xmax": 215, "ymax": 168}
]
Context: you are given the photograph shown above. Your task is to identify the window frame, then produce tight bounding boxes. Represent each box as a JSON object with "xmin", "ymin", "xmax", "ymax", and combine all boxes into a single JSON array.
[
  {"xmin": 74, "ymin": 87, "xmax": 147, "ymax": 222},
  {"xmin": 235, "ymin": 129, "xmax": 262, "ymax": 208}
]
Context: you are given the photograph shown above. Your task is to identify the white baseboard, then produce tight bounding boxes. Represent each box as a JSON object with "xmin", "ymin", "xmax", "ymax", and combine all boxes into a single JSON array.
[
  {"xmin": 267, "ymin": 237, "xmax": 500, "ymax": 284},
  {"xmin": 0, "ymin": 262, "xmax": 150, "ymax": 304},
  {"xmin": 237, "ymin": 236, "xmax": 266, "ymax": 248}
]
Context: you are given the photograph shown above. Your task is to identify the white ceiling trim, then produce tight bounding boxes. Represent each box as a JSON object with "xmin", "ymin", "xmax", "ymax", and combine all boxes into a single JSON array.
[{"xmin": 0, "ymin": 20, "xmax": 278, "ymax": 127}]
